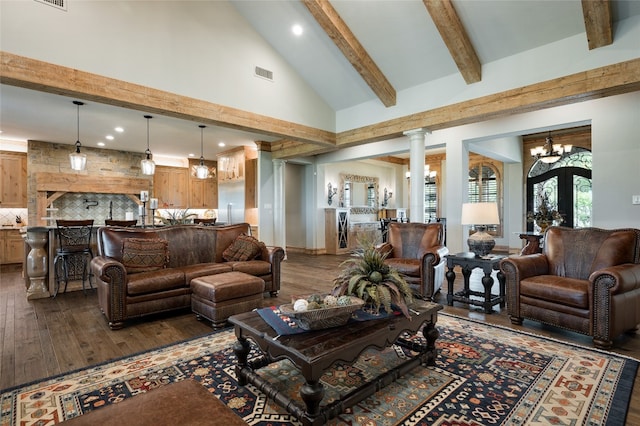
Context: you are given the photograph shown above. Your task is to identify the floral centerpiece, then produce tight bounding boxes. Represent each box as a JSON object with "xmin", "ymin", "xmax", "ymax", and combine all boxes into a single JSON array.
[
  {"xmin": 526, "ymin": 191, "xmax": 563, "ymax": 231},
  {"xmin": 332, "ymin": 238, "xmax": 413, "ymax": 319},
  {"xmin": 155, "ymin": 208, "xmax": 197, "ymax": 225}
]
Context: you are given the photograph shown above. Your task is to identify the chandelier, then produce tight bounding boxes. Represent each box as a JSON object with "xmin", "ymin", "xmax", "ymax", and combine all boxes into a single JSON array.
[{"xmin": 530, "ymin": 133, "xmax": 572, "ymax": 164}]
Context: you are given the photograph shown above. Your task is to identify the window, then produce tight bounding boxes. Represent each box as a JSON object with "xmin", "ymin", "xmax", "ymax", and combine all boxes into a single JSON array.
[
  {"xmin": 468, "ymin": 159, "xmax": 503, "ymax": 235},
  {"xmin": 424, "ymin": 178, "xmax": 437, "ymax": 223}
]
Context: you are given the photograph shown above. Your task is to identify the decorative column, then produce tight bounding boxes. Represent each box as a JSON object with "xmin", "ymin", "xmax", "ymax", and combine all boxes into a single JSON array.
[
  {"xmin": 273, "ymin": 159, "xmax": 287, "ymax": 260},
  {"xmin": 404, "ymin": 128, "xmax": 428, "ymax": 223},
  {"xmin": 25, "ymin": 226, "xmax": 50, "ymax": 300}
]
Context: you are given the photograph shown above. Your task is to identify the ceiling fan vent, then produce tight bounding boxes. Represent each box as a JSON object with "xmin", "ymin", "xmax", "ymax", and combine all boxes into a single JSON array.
[
  {"xmin": 254, "ymin": 66, "xmax": 274, "ymax": 82},
  {"xmin": 34, "ymin": 0, "xmax": 67, "ymax": 11}
]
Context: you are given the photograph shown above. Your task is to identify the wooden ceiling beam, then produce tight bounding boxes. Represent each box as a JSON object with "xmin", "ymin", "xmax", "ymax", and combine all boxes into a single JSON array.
[
  {"xmin": 335, "ymin": 58, "xmax": 640, "ymax": 148},
  {"xmin": 582, "ymin": 0, "xmax": 613, "ymax": 50},
  {"xmin": 302, "ymin": 0, "xmax": 396, "ymax": 107},
  {"xmin": 0, "ymin": 51, "xmax": 336, "ymax": 148},
  {"xmin": 423, "ymin": 0, "xmax": 481, "ymax": 84}
]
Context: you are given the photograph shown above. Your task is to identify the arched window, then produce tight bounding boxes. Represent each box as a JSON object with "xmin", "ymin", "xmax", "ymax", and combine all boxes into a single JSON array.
[{"xmin": 469, "ymin": 160, "xmax": 503, "ymax": 236}]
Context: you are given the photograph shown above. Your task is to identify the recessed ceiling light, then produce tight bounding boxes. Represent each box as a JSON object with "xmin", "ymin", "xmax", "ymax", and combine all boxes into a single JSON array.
[
  {"xmin": 97, "ymin": 142, "xmax": 105, "ymax": 147},
  {"xmin": 218, "ymin": 142, "xmax": 226, "ymax": 147},
  {"xmin": 106, "ymin": 135, "xmax": 114, "ymax": 140},
  {"xmin": 292, "ymin": 24, "xmax": 303, "ymax": 36},
  {"xmin": 188, "ymin": 153, "xmax": 195, "ymax": 157},
  {"xmin": 114, "ymin": 127, "xmax": 124, "ymax": 133}
]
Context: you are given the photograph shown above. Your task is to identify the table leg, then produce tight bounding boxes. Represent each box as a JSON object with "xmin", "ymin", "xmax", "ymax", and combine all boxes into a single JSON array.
[
  {"xmin": 497, "ymin": 270, "xmax": 506, "ymax": 308},
  {"xmin": 423, "ymin": 321, "xmax": 439, "ymax": 366},
  {"xmin": 300, "ymin": 380, "xmax": 325, "ymax": 419},
  {"xmin": 461, "ymin": 267, "xmax": 472, "ymax": 294},
  {"xmin": 232, "ymin": 336, "xmax": 251, "ymax": 386},
  {"xmin": 445, "ymin": 266, "xmax": 455, "ymax": 306},
  {"xmin": 481, "ymin": 272, "xmax": 494, "ymax": 314}
]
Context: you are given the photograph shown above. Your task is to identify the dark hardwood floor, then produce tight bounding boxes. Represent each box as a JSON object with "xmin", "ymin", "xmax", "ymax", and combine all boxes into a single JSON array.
[{"xmin": 1, "ymin": 252, "xmax": 639, "ymax": 424}]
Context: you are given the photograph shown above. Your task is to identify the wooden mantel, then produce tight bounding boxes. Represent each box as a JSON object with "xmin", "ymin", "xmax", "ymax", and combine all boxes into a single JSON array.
[{"xmin": 34, "ymin": 172, "xmax": 151, "ymax": 225}]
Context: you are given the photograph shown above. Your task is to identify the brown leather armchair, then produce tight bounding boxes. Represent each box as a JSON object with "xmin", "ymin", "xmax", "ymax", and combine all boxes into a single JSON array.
[
  {"xmin": 500, "ymin": 226, "xmax": 640, "ymax": 349},
  {"xmin": 376, "ymin": 222, "xmax": 448, "ymax": 300}
]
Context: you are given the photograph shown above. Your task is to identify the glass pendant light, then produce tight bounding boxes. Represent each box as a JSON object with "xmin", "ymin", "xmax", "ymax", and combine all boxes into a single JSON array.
[
  {"xmin": 69, "ymin": 100, "xmax": 87, "ymax": 171},
  {"xmin": 196, "ymin": 124, "xmax": 209, "ymax": 179},
  {"xmin": 140, "ymin": 115, "xmax": 156, "ymax": 175}
]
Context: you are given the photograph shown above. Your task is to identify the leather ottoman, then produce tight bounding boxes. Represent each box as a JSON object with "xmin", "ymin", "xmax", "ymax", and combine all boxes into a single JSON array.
[
  {"xmin": 191, "ymin": 271, "xmax": 264, "ymax": 328},
  {"xmin": 59, "ymin": 379, "xmax": 247, "ymax": 425}
]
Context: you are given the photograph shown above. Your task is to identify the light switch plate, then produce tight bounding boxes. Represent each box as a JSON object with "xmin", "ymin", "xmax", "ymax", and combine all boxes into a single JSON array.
[{"xmin": 632, "ymin": 195, "xmax": 640, "ymax": 205}]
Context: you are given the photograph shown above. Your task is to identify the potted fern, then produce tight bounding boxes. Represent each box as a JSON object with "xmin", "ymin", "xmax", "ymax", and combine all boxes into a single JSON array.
[{"xmin": 332, "ymin": 239, "xmax": 413, "ymax": 319}]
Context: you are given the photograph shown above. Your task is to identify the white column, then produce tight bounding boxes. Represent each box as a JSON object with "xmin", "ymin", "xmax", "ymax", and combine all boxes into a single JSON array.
[
  {"xmin": 273, "ymin": 159, "xmax": 287, "ymax": 259},
  {"xmin": 404, "ymin": 128, "xmax": 428, "ymax": 223}
]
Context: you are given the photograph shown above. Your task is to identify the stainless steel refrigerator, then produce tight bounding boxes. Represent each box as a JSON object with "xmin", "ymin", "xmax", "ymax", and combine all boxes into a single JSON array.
[{"xmin": 217, "ymin": 179, "xmax": 245, "ymax": 224}]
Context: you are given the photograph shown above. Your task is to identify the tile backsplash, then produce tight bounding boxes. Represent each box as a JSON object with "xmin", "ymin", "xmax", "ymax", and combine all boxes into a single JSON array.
[{"xmin": 0, "ymin": 208, "xmax": 28, "ymax": 227}]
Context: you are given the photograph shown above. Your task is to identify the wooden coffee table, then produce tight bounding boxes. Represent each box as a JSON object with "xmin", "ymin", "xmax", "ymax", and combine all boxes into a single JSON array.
[{"xmin": 229, "ymin": 301, "xmax": 442, "ymax": 426}]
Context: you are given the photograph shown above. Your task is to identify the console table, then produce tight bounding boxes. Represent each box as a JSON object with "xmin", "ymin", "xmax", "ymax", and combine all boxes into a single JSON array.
[
  {"xmin": 229, "ymin": 301, "xmax": 442, "ymax": 426},
  {"xmin": 445, "ymin": 252, "xmax": 506, "ymax": 314}
]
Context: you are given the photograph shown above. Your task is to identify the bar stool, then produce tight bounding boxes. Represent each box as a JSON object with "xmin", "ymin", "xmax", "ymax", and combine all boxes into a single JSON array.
[{"xmin": 53, "ymin": 219, "xmax": 94, "ymax": 297}]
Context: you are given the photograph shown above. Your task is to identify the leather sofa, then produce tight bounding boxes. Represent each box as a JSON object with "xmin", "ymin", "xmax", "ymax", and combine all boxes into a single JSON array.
[
  {"xmin": 90, "ymin": 223, "xmax": 285, "ymax": 329},
  {"xmin": 375, "ymin": 222, "xmax": 449, "ymax": 300},
  {"xmin": 500, "ymin": 226, "xmax": 640, "ymax": 349}
]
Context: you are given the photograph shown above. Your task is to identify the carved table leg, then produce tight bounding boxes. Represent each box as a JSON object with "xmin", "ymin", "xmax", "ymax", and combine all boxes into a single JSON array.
[
  {"xmin": 233, "ymin": 336, "xmax": 251, "ymax": 386},
  {"xmin": 445, "ymin": 267, "xmax": 455, "ymax": 306},
  {"xmin": 300, "ymin": 379, "xmax": 325, "ymax": 420},
  {"xmin": 481, "ymin": 272, "xmax": 495, "ymax": 314},
  {"xmin": 423, "ymin": 321, "xmax": 439, "ymax": 366}
]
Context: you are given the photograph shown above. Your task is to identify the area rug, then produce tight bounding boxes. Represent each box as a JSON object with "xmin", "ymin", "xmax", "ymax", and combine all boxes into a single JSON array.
[{"xmin": 1, "ymin": 314, "xmax": 636, "ymax": 426}]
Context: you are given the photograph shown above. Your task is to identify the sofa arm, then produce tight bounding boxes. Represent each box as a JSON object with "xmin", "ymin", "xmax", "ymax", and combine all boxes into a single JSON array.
[
  {"xmin": 265, "ymin": 246, "xmax": 285, "ymax": 296},
  {"xmin": 90, "ymin": 256, "xmax": 129, "ymax": 328},
  {"xmin": 499, "ymin": 253, "xmax": 549, "ymax": 281},
  {"xmin": 590, "ymin": 263, "xmax": 640, "ymax": 294}
]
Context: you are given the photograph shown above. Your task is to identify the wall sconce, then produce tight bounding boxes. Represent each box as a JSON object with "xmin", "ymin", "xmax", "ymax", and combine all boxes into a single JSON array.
[
  {"xmin": 382, "ymin": 187, "xmax": 393, "ymax": 207},
  {"xmin": 327, "ymin": 182, "xmax": 337, "ymax": 205}
]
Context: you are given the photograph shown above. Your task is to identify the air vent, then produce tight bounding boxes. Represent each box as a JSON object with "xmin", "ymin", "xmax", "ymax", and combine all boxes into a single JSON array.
[
  {"xmin": 35, "ymin": 0, "xmax": 67, "ymax": 11},
  {"xmin": 254, "ymin": 66, "xmax": 274, "ymax": 82}
]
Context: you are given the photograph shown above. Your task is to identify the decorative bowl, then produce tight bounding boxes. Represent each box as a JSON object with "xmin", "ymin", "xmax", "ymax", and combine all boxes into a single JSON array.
[{"xmin": 280, "ymin": 295, "xmax": 364, "ymax": 331}]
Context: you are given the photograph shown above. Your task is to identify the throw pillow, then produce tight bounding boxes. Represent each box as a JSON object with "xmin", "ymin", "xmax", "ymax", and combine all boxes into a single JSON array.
[
  {"xmin": 121, "ymin": 238, "xmax": 169, "ymax": 274},
  {"xmin": 222, "ymin": 234, "xmax": 263, "ymax": 262}
]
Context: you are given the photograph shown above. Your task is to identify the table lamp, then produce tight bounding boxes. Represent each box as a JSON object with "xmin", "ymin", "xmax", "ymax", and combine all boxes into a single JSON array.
[{"xmin": 461, "ymin": 202, "xmax": 500, "ymax": 257}]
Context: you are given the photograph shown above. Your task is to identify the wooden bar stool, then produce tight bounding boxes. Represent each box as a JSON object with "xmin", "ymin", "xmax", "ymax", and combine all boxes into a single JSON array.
[{"xmin": 54, "ymin": 219, "xmax": 94, "ymax": 297}]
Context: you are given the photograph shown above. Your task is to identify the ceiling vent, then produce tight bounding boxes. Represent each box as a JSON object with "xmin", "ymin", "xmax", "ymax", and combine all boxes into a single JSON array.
[
  {"xmin": 35, "ymin": 0, "xmax": 67, "ymax": 11},
  {"xmin": 254, "ymin": 66, "xmax": 274, "ymax": 82}
]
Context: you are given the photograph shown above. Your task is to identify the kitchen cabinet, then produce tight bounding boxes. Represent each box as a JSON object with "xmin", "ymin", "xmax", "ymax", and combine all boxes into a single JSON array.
[
  {"xmin": 217, "ymin": 147, "xmax": 257, "ymax": 224},
  {"xmin": 188, "ymin": 159, "xmax": 217, "ymax": 209},
  {"xmin": 153, "ymin": 166, "xmax": 189, "ymax": 208},
  {"xmin": 0, "ymin": 229, "xmax": 24, "ymax": 264},
  {"xmin": 0, "ymin": 152, "xmax": 27, "ymax": 208}
]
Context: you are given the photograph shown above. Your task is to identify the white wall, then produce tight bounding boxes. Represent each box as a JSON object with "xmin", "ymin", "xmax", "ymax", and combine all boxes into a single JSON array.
[
  {"xmin": 0, "ymin": 0, "xmax": 335, "ymax": 131},
  {"xmin": 438, "ymin": 91, "xmax": 640, "ymax": 254}
]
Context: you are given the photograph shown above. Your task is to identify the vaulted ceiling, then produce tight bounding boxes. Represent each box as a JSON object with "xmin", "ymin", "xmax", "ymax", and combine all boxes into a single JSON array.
[{"xmin": 1, "ymin": 0, "xmax": 639, "ymax": 160}]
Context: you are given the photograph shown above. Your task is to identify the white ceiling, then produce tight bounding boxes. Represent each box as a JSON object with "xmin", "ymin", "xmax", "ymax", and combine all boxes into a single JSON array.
[{"xmin": 1, "ymin": 0, "xmax": 639, "ymax": 160}]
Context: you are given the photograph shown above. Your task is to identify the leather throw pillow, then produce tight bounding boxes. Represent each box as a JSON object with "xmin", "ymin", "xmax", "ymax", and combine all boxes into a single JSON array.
[
  {"xmin": 222, "ymin": 234, "xmax": 262, "ymax": 262},
  {"xmin": 121, "ymin": 238, "xmax": 169, "ymax": 274}
]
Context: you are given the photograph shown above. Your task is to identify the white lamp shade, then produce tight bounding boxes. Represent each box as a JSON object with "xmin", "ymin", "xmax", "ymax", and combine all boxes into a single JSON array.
[
  {"xmin": 69, "ymin": 152, "xmax": 86, "ymax": 171},
  {"xmin": 461, "ymin": 202, "xmax": 499, "ymax": 225}
]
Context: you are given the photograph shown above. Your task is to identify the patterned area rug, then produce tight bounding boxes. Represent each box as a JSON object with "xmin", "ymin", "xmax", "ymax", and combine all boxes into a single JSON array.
[{"xmin": 1, "ymin": 314, "xmax": 636, "ymax": 426}]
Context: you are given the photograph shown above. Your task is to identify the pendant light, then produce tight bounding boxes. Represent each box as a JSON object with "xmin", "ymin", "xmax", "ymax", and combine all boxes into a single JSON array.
[
  {"xmin": 69, "ymin": 101, "xmax": 87, "ymax": 171},
  {"xmin": 195, "ymin": 124, "xmax": 209, "ymax": 179},
  {"xmin": 140, "ymin": 115, "xmax": 156, "ymax": 175}
]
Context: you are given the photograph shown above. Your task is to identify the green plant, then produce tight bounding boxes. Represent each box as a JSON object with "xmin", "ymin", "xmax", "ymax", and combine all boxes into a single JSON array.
[
  {"xmin": 332, "ymin": 239, "xmax": 413, "ymax": 319},
  {"xmin": 155, "ymin": 208, "xmax": 197, "ymax": 225}
]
